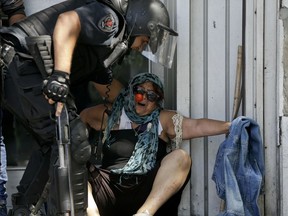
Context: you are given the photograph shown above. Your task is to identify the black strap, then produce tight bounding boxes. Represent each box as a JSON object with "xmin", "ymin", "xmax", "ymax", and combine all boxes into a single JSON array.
[{"xmin": 26, "ymin": 35, "xmax": 53, "ymax": 78}]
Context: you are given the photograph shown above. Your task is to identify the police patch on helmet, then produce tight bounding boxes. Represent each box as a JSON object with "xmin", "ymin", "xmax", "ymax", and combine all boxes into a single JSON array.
[{"xmin": 99, "ymin": 14, "xmax": 115, "ymax": 32}]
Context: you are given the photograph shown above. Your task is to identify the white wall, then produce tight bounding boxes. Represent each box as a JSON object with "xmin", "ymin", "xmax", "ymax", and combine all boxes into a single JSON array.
[
  {"xmin": 175, "ymin": 0, "xmax": 282, "ymax": 215},
  {"xmin": 279, "ymin": 1, "xmax": 288, "ymax": 215},
  {"xmin": 262, "ymin": 0, "xmax": 279, "ymax": 214},
  {"xmin": 24, "ymin": 0, "xmax": 66, "ymax": 16},
  {"xmin": 175, "ymin": 0, "xmax": 285, "ymax": 215}
]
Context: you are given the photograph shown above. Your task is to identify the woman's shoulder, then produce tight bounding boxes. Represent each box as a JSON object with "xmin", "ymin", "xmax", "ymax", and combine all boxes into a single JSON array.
[
  {"xmin": 158, "ymin": 109, "xmax": 179, "ymax": 139},
  {"xmin": 159, "ymin": 109, "xmax": 178, "ymax": 127},
  {"xmin": 159, "ymin": 109, "xmax": 178, "ymax": 118},
  {"xmin": 80, "ymin": 104, "xmax": 111, "ymax": 127}
]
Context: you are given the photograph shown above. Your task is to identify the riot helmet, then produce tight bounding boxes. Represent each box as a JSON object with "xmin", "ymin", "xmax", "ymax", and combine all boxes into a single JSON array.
[
  {"xmin": 125, "ymin": 0, "xmax": 178, "ymax": 68},
  {"xmin": 105, "ymin": 0, "xmax": 129, "ymax": 15}
]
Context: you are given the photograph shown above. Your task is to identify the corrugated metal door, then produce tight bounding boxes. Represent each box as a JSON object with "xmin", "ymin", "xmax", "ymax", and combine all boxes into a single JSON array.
[
  {"xmin": 175, "ymin": 0, "xmax": 263, "ymax": 215},
  {"xmin": 173, "ymin": 0, "xmax": 280, "ymax": 215}
]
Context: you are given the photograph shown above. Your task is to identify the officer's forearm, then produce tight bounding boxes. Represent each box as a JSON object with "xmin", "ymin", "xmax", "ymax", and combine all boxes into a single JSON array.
[{"xmin": 53, "ymin": 11, "xmax": 80, "ymax": 73}]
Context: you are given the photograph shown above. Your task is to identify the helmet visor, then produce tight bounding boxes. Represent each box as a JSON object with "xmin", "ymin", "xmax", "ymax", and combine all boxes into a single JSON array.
[{"xmin": 141, "ymin": 25, "xmax": 178, "ymax": 69}]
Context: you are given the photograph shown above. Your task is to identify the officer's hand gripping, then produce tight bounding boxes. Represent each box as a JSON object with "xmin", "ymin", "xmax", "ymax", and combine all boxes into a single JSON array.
[{"xmin": 43, "ymin": 70, "xmax": 70, "ymax": 103}]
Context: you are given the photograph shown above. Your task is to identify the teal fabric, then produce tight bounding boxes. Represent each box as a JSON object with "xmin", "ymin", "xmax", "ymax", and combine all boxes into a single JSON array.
[{"xmin": 104, "ymin": 72, "xmax": 164, "ymax": 175}]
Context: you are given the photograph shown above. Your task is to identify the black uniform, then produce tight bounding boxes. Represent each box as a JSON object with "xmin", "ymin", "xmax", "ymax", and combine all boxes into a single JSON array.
[
  {"xmin": 0, "ymin": 0, "xmax": 25, "ymax": 20},
  {"xmin": 0, "ymin": 0, "xmax": 127, "ymax": 215}
]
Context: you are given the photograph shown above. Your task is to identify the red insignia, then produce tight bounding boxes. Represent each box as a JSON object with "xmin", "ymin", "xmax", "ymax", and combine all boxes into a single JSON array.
[
  {"xmin": 105, "ymin": 19, "xmax": 113, "ymax": 27},
  {"xmin": 99, "ymin": 14, "xmax": 115, "ymax": 32}
]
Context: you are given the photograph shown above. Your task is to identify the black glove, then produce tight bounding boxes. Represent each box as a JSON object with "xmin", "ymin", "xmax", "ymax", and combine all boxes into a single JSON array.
[{"xmin": 42, "ymin": 70, "xmax": 70, "ymax": 103}]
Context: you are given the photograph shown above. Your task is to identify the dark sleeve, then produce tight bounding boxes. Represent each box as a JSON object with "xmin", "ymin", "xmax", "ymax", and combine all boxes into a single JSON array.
[
  {"xmin": 71, "ymin": 44, "xmax": 113, "ymax": 85},
  {"xmin": 0, "ymin": 0, "xmax": 25, "ymax": 18},
  {"xmin": 89, "ymin": 66, "xmax": 112, "ymax": 85},
  {"xmin": 75, "ymin": 1, "xmax": 119, "ymax": 46}
]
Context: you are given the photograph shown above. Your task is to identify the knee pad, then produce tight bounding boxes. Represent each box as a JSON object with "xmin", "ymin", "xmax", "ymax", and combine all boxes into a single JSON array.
[{"xmin": 70, "ymin": 117, "xmax": 91, "ymax": 164}]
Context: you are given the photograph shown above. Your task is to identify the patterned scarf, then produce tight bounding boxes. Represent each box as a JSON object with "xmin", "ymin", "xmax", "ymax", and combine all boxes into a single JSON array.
[{"xmin": 103, "ymin": 72, "xmax": 164, "ymax": 175}]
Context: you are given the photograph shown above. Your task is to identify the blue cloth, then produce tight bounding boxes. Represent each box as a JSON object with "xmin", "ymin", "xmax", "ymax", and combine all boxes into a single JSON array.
[
  {"xmin": 0, "ymin": 109, "xmax": 8, "ymax": 201},
  {"xmin": 212, "ymin": 116, "xmax": 265, "ymax": 216}
]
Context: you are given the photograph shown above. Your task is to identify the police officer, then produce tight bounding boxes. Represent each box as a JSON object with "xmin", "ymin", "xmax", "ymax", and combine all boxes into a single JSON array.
[
  {"xmin": 0, "ymin": 1, "xmax": 25, "ymax": 215},
  {"xmin": 0, "ymin": 0, "xmax": 178, "ymax": 215}
]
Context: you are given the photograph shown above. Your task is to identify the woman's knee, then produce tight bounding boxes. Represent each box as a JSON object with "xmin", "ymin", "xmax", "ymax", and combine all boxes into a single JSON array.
[
  {"xmin": 176, "ymin": 149, "xmax": 192, "ymax": 170},
  {"xmin": 87, "ymin": 183, "xmax": 100, "ymax": 216},
  {"xmin": 162, "ymin": 149, "xmax": 192, "ymax": 171}
]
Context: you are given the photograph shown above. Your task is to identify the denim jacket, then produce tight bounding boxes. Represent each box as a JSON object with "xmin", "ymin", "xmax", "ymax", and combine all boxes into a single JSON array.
[{"xmin": 212, "ymin": 116, "xmax": 265, "ymax": 216}]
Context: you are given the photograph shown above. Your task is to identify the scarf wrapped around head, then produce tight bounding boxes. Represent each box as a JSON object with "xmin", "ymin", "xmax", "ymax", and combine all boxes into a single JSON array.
[{"xmin": 103, "ymin": 72, "xmax": 164, "ymax": 175}]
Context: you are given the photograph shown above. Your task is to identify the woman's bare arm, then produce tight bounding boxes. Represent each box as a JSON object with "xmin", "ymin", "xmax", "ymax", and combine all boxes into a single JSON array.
[
  {"xmin": 160, "ymin": 110, "xmax": 230, "ymax": 140},
  {"xmin": 80, "ymin": 105, "xmax": 110, "ymax": 131}
]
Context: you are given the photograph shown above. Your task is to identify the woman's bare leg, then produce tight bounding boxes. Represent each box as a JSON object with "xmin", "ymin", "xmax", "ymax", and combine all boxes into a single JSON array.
[
  {"xmin": 86, "ymin": 183, "xmax": 100, "ymax": 216},
  {"xmin": 134, "ymin": 149, "xmax": 192, "ymax": 215}
]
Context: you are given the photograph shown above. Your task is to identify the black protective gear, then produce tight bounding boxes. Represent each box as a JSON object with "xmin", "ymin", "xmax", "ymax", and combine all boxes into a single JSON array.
[
  {"xmin": 48, "ymin": 117, "xmax": 91, "ymax": 216},
  {"xmin": 0, "ymin": 0, "xmax": 25, "ymax": 20},
  {"xmin": 126, "ymin": 0, "xmax": 172, "ymax": 54},
  {"xmin": 26, "ymin": 35, "xmax": 54, "ymax": 77},
  {"xmin": 42, "ymin": 70, "xmax": 70, "ymax": 103},
  {"xmin": 70, "ymin": 117, "xmax": 91, "ymax": 164},
  {"xmin": 100, "ymin": 0, "xmax": 128, "ymax": 15},
  {"xmin": 70, "ymin": 117, "xmax": 91, "ymax": 214},
  {"xmin": 2, "ymin": 54, "xmax": 56, "ymax": 145}
]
